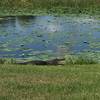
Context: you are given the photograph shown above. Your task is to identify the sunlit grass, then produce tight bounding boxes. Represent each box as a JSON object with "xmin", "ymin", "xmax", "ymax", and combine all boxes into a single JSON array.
[{"xmin": 0, "ymin": 64, "xmax": 100, "ymax": 100}]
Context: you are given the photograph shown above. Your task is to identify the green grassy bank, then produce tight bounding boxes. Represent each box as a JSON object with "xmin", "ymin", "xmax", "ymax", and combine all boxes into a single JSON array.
[
  {"xmin": 0, "ymin": 64, "xmax": 100, "ymax": 100},
  {"xmin": 0, "ymin": 0, "xmax": 100, "ymax": 16}
]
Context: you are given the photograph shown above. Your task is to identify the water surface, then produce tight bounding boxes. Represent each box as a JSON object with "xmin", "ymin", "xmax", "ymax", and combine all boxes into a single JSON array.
[{"xmin": 0, "ymin": 16, "xmax": 100, "ymax": 60}]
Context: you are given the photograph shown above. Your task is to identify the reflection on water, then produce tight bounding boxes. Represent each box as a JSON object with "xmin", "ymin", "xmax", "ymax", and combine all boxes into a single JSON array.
[{"xmin": 0, "ymin": 16, "xmax": 100, "ymax": 60}]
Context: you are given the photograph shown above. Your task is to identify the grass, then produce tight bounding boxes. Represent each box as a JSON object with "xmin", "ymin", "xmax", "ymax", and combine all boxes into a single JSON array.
[
  {"xmin": 0, "ymin": 0, "xmax": 100, "ymax": 16},
  {"xmin": 0, "ymin": 1, "xmax": 100, "ymax": 99},
  {"xmin": 65, "ymin": 55, "xmax": 98, "ymax": 65},
  {"xmin": 0, "ymin": 64, "xmax": 100, "ymax": 100},
  {"xmin": 0, "ymin": 52, "xmax": 99, "ymax": 65}
]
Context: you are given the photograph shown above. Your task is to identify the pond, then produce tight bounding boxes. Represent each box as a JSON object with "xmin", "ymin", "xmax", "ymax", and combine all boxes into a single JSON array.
[{"xmin": 0, "ymin": 16, "xmax": 100, "ymax": 60}]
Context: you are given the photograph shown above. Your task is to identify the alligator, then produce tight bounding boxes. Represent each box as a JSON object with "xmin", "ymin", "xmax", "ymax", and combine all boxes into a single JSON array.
[{"xmin": 16, "ymin": 58, "xmax": 65, "ymax": 65}]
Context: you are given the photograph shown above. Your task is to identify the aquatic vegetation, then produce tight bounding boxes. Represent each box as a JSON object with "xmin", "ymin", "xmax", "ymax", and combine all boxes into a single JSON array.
[
  {"xmin": 65, "ymin": 52, "xmax": 99, "ymax": 65},
  {"xmin": 0, "ymin": 58, "xmax": 16, "ymax": 64},
  {"xmin": 0, "ymin": 16, "xmax": 100, "ymax": 61},
  {"xmin": 89, "ymin": 42, "xmax": 100, "ymax": 49},
  {"xmin": 0, "ymin": 51, "xmax": 100, "ymax": 65}
]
